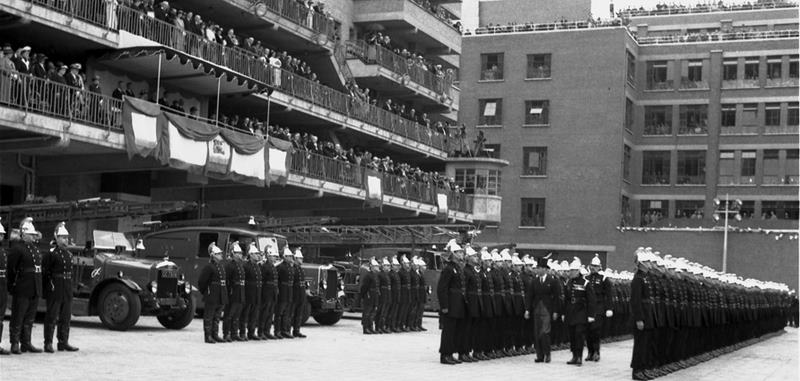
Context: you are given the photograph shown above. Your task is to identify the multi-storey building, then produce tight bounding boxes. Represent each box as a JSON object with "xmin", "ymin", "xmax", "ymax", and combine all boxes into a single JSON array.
[
  {"xmin": 460, "ymin": 2, "xmax": 799, "ymax": 287},
  {"xmin": 0, "ymin": 0, "xmax": 505, "ymax": 257}
]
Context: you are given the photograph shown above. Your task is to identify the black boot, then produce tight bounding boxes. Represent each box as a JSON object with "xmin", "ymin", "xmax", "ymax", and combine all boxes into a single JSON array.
[
  {"xmin": 57, "ymin": 343, "xmax": 79, "ymax": 352},
  {"xmin": 567, "ymin": 356, "xmax": 582, "ymax": 366},
  {"xmin": 21, "ymin": 342, "xmax": 42, "ymax": 353},
  {"xmin": 293, "ymin": 330, "xmax": 307, "ymax": 338},
  {"xmin": 10, "ymin": 343, "xmax": 21, "ymax": 355},
  {"xmin": 44, "ymin": 343, "xmax": 55, "ymax": 353}
]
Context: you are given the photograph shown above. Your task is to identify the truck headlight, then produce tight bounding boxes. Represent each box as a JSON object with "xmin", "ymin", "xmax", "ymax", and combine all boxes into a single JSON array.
[
  {"xmin": 184, "ymin": 282, "xmax": 192, "ymax": 295},
  {"xmin": 320, "ymin": 280, "xmax": 326, "ymax": 290},
  {"xmin": 149, "ymin": 281, "xmax": 157, "ymax": 294}
]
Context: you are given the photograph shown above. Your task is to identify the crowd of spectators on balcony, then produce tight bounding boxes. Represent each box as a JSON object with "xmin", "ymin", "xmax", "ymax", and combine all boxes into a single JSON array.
[
  {"xmin": 465, "ymin": 17, "xmax": 626, "ymax": 35},
  {"xmin": 364, "ymin": 32, "xmax": 450, "ymax": 79},
  {"xmin": 409, "ymin": 0, "xmax": 462, "ymax": 31},
  {"xmin": 633, "ymin": 26, "xmax": 799, "ymax": 44},
  {"xmin": 616, "ymin": 0, "xmax": 797, "ymax": 18},
  {"xmin": 641, "ymin": 211, "xmax": 665, "ymax": 226}
]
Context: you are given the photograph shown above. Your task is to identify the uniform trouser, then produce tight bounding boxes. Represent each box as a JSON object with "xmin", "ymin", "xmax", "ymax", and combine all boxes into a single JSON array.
[
  {"xmin": 0, "ymin": 288, "xmax": 7, "ymax": 344},
  {"xmin": 459, "ymin": 317, "xmax": 473, "ymax": 354},
  {"xmin": 257, "ymin": 300, "xmax": 275, "ymax": 335},
  {"xmin": 44, "ymin": 296, "xmax": 73, "ymax": 344},
  {"xmin": 586, "ymin": 315, "xmax": 604, "ymax": 355},
  {"xmin": 438, "ymin": 315, "xmax": 461, "ymax": 355},
  {"xmin": 375, "ymin": 294, "xmax": 388, "ymax": 329},
  {"xmin": 361, "ymin": 296, "xmax": 377, "ymax": 329},
  {"xmin": 222, "ymin": 302, "xmax": 243, "ymax": 337},
  {"xmin": 242, "ymin": 302, "xmax": 261, "ymax": 335},
  {"xmin": 631, "ymin": 328, "xmax": 653, "ymax": 370},
  {"xmin": 406, "ymin": 299, "xmax": 418, "ymax": 328},
  {"xmin": 567, "ymin": 323, "xmax": 587, "ymax": 359},
  {"xmin": 274, "ymin": 300, "xmax": 291, "ymax": 333},
  {"xmin": 10, "ymin": 295, "xmax": 39, "ymax": 345},
  {"xmin": 492, "ymin": 315, "xmax": 504, "ymax": 350},
  {"xmin": 387, "ymin": 297, "xmax": 399, "ymax": 329},
  {"xmin": 291, "ymin": 296, "xmax": 306, "ymax": 331},
  {"xmin": 416, "ymin": 300, "xmax": 425, "ymax": 327},
  {"xmin": 533, "ymin": 307, "xmax": 552, "ymax": 359},
  {"xmin": 203, "ymin": 303, "xmax": 224, "ymax": 337},
  {"xmin": 477, "ymin": 318, "xmax": 492, "ymax": 352},
  {"xmin": 398, "ymin": 298, "xmax": 410, "ymax": 328}
]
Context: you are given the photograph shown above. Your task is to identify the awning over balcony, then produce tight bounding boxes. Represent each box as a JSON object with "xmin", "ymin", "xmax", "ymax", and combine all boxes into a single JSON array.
[{"xmin": 96, "ymin": 47, "xmax": 271, "ymax": 96}]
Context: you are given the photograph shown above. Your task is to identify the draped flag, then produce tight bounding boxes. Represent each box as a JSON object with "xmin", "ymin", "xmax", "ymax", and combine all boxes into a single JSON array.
[
  {"xmin": 122, "ymin": 96, "xmax": 162, "ymax": 159},
  {"xmin": 436, "ymin": 191, "xmax": 449, "ymax": 219},
  {"xmin": 364, "ymin": 168, "xmax": 383, "ymax": 210},
  {"xmin": 267, "ymin": 137, "xmax": 293, "ymax": 185},
  {"xmin": 206, "ymin": 135, "xmax": 231, "ymax": 175}
]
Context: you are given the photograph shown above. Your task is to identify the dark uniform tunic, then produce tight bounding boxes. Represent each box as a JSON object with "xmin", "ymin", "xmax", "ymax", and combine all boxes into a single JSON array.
[
  {"xmin": 630, "ymin": 269, "xmax": 655, "ymax": 372},
  {"xmin": 527, "ymin": 272, "xmax": 562, "ymax": 360},
  {"xmin": 291, "ymin": 264, "xmax": 307, "ymax": 332},
  {"xmin": 0, "ymin": 246, "xmax": 9, "ymax": 346},
  {"xmin": 478, "ymin": 266, "xmax": 495, "ymax": 353},
  {"xmin": 7, "ymin": 241, "xmax": 43, "ymax": 345},
  {"xmin": 585, "ymin": 272, "xmax": 612, "ymax": 358},
  {"xmin": 463, "ymin": 264, "xmax": 482, "ymax": 354},
  {"xmin": 242, "ymin": 261, "xmax": 263, "ymax": 336},
  {"xmin": 564, "ymin": 275, "xmax": 596, "ymax": 360},
  {"xmin": 437, "ymin": 261, "xmax": 465, "ymax": 356},
  {"xmin": 416, "ymin": 270, "xmax": 428, "ymax": 329},
  {"xmin": 223, "ymin": 259, "xmax": 246, "ymax": 338},
  {"xmin": 376, "ymin": 270, "xmax": 391, "ymax": 331},
  {"xmin": 388, "ymin": 269, "xmax": 401, "ymax": 331},
  {"xmin": 198, "ymin": 260, "xmax": 227, "ymax": 337},
  {"xmin": 275, "ymin": 260, "xmax": 294, "ymax": 335},
  {"xmin": 407, "ymin": 268, "xmax": 421, "ymax": 328},
  {"xmin": 42, "ymin": 245, "xmax": 74, "ymax": 344},
  {"xmin": 360, "ymin": 270, "xmax": 379, "ymax": 330},
  {"xmin": 398, "ymin": 268, "xmax": 411, "ymax": 330},
  {"xmin": 258, "ymin": 260, "xmax": 278, "ymax": 335}
]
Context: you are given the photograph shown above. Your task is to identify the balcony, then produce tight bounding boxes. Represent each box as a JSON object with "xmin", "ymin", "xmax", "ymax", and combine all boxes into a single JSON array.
[
  {"xmin": 722, "ymin": 79, "xmax": 760, "ymax": 89},
  {"xmin": 353, "ymin": 0, "xmax": 461, "ymax": 55},
  {"xmin": 0, "ymin": 70, "xmax": 472, "ymax": 219},
  {"xmin": 646, "ymin": 79, "xmax": 673, "ymax": 91},
  {"xmin": 721, "ymin": 125, "xmax": 760, "ymax": 135},
  {"xmin": 643, "ymin": 123, "xmax": 672, "ymax": 136},
  {"xmin": 766, "ymin": 77, "xmax": 800, "ymax": 88},
  {"xmin": 678, "ymin": 124, "xmax": 708, "ymax": 135},
  {"xmin": 764, "ymin": 125, "xmax": 800, "ymax": 134},
  {"xmin": 679, "ymin": 78, "xmax": 709, "ymax": 90}
]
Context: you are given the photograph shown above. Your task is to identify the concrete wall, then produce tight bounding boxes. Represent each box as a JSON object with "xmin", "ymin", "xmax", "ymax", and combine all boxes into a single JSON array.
[{"xmin": 479, "ymin": 0, "xmax": 592, "ymax": 26}]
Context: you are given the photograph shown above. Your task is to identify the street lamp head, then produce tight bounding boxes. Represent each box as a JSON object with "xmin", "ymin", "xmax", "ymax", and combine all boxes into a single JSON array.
[
  {"xmin": 735, "ymin": 199, "xmax": 742, "ymax": 207},
  {"xmin": 713, "ymin": 213, "xmax": 720, "ymax": 221},
  {"xmin": 735, "ymin": 214, "xmax": 742, "ymax": 222},
  {"xmin": 713, "ymin": 198, "xmax": 721, "ymax": 207}
]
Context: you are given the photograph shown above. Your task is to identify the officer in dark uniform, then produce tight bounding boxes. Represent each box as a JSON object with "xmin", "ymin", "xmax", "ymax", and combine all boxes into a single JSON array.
[
  {"xmin": 416, "ymin": 257, "xmax": 429, "ymax": 331},
  {"xmin": 407, "ymin": 256, "xmax": 421, "ymax": 331},
  {"xmin": 563, "ymin": 257, "xmax": 596, "ymax": 366},
  {"xmin": 258, "ymin": 247, "xmax": 279, "ymax": 340},
  {"xmin": 499, "ymin": 250, "xmax": 516, "ymax": 356},
  {"xmin": 520, "ymin": 256, "xmax": 536, "ymax": 355},
  {"xmin": 630, "ymin": 248, "xmax": 655, "ymax": 380},
  {"xmin": 585, "ymin": 253, "xmax": 612, "ymax": 362},
  {"xmin": 42, "ymin": 222, "xmax": 78, "ymax": 353},
  {"xmin": 388, "ymin": 257, "xmax": 401, "ymax": 332},
  {"xmin": 490, "ymin": 250, "xmax": 506, "ymax": 358},
  {"xmin": 242, "ymin": 243, "xmax": 263, "ymax": 340},
  {"xmin": 198, "ymin": 242, "xmax": 228, "ymax": 343},
  {"xmin": 438, "ymin": 243, "xmax": 466, "ymax": 365},
  {"xmin": 223, "ymin": 241, "xmax": 246, "ymax": 342},
  {"xmin": 473, "ymin": 248, "xmax": 494, "ymax": 360},
  {"xmin": 510, "ymin": 254, "xmax": 527, "ymax": 355},
  {"xmin": 525, "ymin": 257, "xmax": 561, "ymax": 363},
  {"xmin": 275, "ymin": 247, "xmax": 295, "ymax": 339},
  {"xmin": 7, "ymin": 217, "xmax": 44, "ymax": 354},
  {"xmin": 360, "ymin": 258, "xmax": 380, "ymax": 334},
  {"xmin": 375, "ymin": 257, "xmax": 392, "ymax": 333},
  {"xmin": 0, "ymin": 218, "xmax": 9, "ymax": 355},
  {"xmin": 398, "ymin": 255, "xmax": 412, "ymax": 331},
  {"xmin": 462, "ymin": 246, "xmax": 482, "ymax": 362},
  {"xmin": 291, "ymin": 248, "xmax": 308, "ymax": 338}
]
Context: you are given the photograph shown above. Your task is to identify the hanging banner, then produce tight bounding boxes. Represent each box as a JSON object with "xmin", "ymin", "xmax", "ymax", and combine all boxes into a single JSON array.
[
  {"xmin": 167, "ymin": 122, "xmax": 209, "ymax": 171},
  {"xmin": 364, "ymin": 169, "xmax": 383, "ymax": 210},
  {"xmin": 436, "ymin": 191, "xmax": 449, "ymax": 219},
  {"xmin": 229, "ymin": 146, "xmax": 266, "ymax": 187},
  {"xmin": 122, "ymin": 96, "xmax": 162, "ymax": 159},
  {"xmin": 206, "ymin": 135, "xmax": 231, "ymax": 174},
  {"xmin": 267, "ymin": 137, "xmax": 293, "ymax": 185}
]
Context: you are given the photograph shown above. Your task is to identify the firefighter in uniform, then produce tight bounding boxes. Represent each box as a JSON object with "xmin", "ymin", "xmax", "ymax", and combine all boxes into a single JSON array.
[
  {"xmin": 415, "ymin": 257, "xmax": 428, "ymax": 331},
  {"xmin": 585, "ymin": 253, "xmax": 612, "ymax": 362},
  {"xmin": 438, "ymin": 242, "xmax": 465, "ymax": 365},
  {"xmin": 375, "ymin": 257, "xmax": 392, "ymax": 333},
  {"xmin": 223, "ymin": 241, "xmax": 246, "ymax": 342},
  {"xmin": 520, "ymin": 255, "xmax": 536, "ymax": 355},
  {"xmin": 462, "ymin": 246, "xmax": 481, "ymax": 362},
  {"xmin": 198, "ymin": 242, "xmax": 228, "ymax": 343},
  {"xmin": 398, "ymin": 255, "xmax": 412, "ymax": 331},
  {"xmin": 242, "ymin": 243, "xmax": 263, "ymax": 340},
  {"xmin": 42, "ymin": 222, "xmax": 78, "ymax": 353},
  {"xmin": 388, "ymin": 257, "xmax": 401, "ymax": 332},
  {"xmin": 472, "ymin": 248, "xmax": 494, "ymax": 360},
  {"xmin": 0, "ymin": 218, "xmax": 9, "ymax": 355},
  {"xmin": 407, "ymin": 255, "xmax": 421, "ymax": 331},
  {"xmin": 275, "ymin": 247, "xmax": 295, "ymax": 339},
  {"xmin": 563, "ymin": 257, "xmax": 596, "ymax": 366},
  {"xmin": 258, "ymin": 246, "xmax": 279, "ymax": 340},
  {"xmin": 291, "ymin": 248, "xmax": 308, "ymax": 338},
  {"xmin": 490, "ymin": 249, "xmax": 506, "ymax": 357},
  {"xmin": 7, "ymin": 217, "xmax": 44, "ymax": 354},
  {"xmin": 510, "ymin": 254, "xmax": 528, "ymax": 355},
  {"xmin": 360, "ymin": 258, "xmax": 380, "ymax": 334}
]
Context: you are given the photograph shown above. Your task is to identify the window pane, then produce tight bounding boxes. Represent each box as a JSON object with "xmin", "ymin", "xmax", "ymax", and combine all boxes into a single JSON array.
[
  {"xmin": 679, "ymin": 104, "xmax": 708, "ymax": 134},
  {"xmin": 741, "ymin": 151, "xmax": 756, "ymax": 184},
  {"xmin": 762, "ymin": 201, "xmax": 799, "ymax": 220},
  {"xmin": 767, "ymin": 58, "xmax": 782, "ymax": 79},
  {"xmin": 623, "ymin": 145, "xmax": 631, "ymax": 181},
  {"xmin": 675, "ymin": 200, "xmax": 704, "ymax": 219},
  {"xmin": 479, "ymin": 99, "xmax": 502, "ymax": 125},
  {"xmin": 481, "ymin": 53, "xmax": 504, "ymax": 80},
  {"xmin": 625, "ymin": 98, "xmax": 634, "ymax": 131},
  {"xmin": 718, "ymin": 151, "xmax": 735, "ymax": 184},
  {"xmin": 521, "ymin": 198, "xmax": 545, "ymax": 227},
  {"xmin": 647, "ymin": 61, "xmax": 669, "ymax": 89},
  {"xmin": 786, "ymin": 149, "xmax": 799, "ymax": 185},
  {"xmin": 677, "ymin": 150, "xmax": 705, "ymax": 185},
  {"xmin": 723, "ymin": 60, "xmax": 737, "ymax": 81},
  {"xmin": 788, "ymin": 102, "xmax": 799, "ymax": 126},
  {"xmin": 526, "ymin": 54, "xmax": 551, "ymax": 79},
  {"xmin": 644, "ymin": 105, "xmax": 672, "ymax": 135},
  {"xmin": 626, "ymin": 51, "xmax": 636, "ymax": 84},
  {"xmin": 741, "ymin": 104, "xmax": 758, "ymax": 126},
  {"xmin": 687, "ymin": 60, "xmax": 703, "ymax": 81},
  {"xmin": 524, "ymin": 100, "xmax": 549, "ymax": 125},
  {"xmin": 721, "ymin": 104, "xmax": 736, "ymax": 127},
  {"xmin": 522, "ymin": 147, "xmax": 547, "ymax": 176},
  {"xmin": 744, "ymin": 58, "xmax": 759, "ymax": 80},
  {"xmin": 765, "ymin": 103, "xmax": 781, "ymax": 126},
  {"xmin": 640, "ymin": 200, "xmax": 668, "ymax": 226},
  {"xmin": 763, "ymin": 149, "xmax": 780, "ymax": 184},
  {"xmin": 642, "ymin": 151, "xmax": 670, "ymax": 184}
]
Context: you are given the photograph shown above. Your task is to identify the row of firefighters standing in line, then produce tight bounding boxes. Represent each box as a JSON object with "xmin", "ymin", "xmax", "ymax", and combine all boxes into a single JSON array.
[
  {"xmin": 0, "ymin": 217, "xmax": 80, "ymax": 355},
  {"xmin": 198, "ymin": 241, "xmax": 310, "ymax": 343},
  {"xmin": 435, "ymin": 241, "xmax": 627, "ymax": 366},
  {"xmin": 359, "ymin": 255, "xmax": 430, "ymax": 334}
]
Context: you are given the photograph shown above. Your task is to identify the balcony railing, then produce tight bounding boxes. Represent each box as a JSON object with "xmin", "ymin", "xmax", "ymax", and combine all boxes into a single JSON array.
[
  {"xmin": 763, "ymin": 175, "xmax": 800, "ymax": 185},
  {"xmin": 766, "ymin": 77, "xmax": 800, "ymax": 87},
  {"xmin": 0, "ymin": 68, "xmax": 123, "ymax": 132},
  {"xmin": 255, "ymin": 0, "xmax": 339, "ymax": 41},
  {"xmin": 764, "ymin": 125, "xmax": 800, "ymax": 134},
  {"xmin": 679, "ymin": 78, "xmax": 709, "ymax": 90},
  {"xmin": 643, "ymin": 123, "xmax": 672, "ymax": 135},
  {"xmin": 646, "ymin": 79, "xmax": 673, "ymax": 90},
  {"xmin": 113, "ymin": 6, "xmax": 447, "ymax": 152},
  {"xmin": 677, "ymin": 175, "xmax": 705, "ymax": 185},
  {"xmin": 721, "ymin": 125, "xmax": 760, "ymax": 135},
  {"xmin": 722, "ymin": 79, "xmax": 760, "ymax": 89},
  {"xmin": 618, "ymin": 2, "xmax": 799, "ymax": 18},
  {"xmin": 636, "ymin": 30, "xmax": 800, "ymax": 45},
  {"xmin": 27, "ymin": 0, "xmax": 118, "ymax": 30},
  {"xmin": 678, "ymin": 124, "xmax": 708, "ymax": 135},
  {"xmin": 346, "ymin": 40, "xmax": 454, "ymax": 98},
  {"xmin": 408, "ymin": 0, "xmax": 461, "ymax": 31}
]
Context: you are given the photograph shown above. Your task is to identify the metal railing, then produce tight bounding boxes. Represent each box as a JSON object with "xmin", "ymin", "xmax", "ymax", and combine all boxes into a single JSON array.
[
  {"xmin": 0, "ymin": 68, "xmax": 123, "ymax": 132},
  {"xmin": 721, "ymin": 125, "xmax": 760, "ymax": 135},
  {"xmin": 112, "ymin": 6, "xmax": 447, "ymax": 152},
  {"xmin": 27, "ymin": 0, "xmax": 118, "ymax": 30},
  {"xmin": 636, "ymin": 29, "xmax": 800, "ymax": 45},
  {"xmin": 346, "ymin": 40, "xmax": 454, "ymax": 97},
  {"xmin": 470, "ymin": 20, "xmax": 624, "ymax": 35},
  {"xmin": 678, "ymin": 124, "xmax": 709, "ymax": 135},
  {"xmin": 408, "ymin": 0, "xmax": 461, "ymax": 31},
  {"xmin": 255, "ymin": 0, "xmax": 339, "ymax": 41},
  {"xmin": 646, "ymin": 79, "xmax": 674, "ymax": 91},
  {"xmin": 618, "ymin": 1, "xmax": 798, "ymax": 18}
]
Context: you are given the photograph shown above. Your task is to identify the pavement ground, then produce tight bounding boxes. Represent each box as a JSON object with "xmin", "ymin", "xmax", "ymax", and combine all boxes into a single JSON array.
[{"xmin": 0, "ymin": 315, "xmax": 797, "ymax": 381}]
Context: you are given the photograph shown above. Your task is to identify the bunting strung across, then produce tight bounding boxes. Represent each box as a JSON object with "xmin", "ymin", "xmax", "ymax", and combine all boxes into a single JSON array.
[
  {"xmin": 364, "ymin": 168, "xmax": 383, "ymax": 210},
  {"xmin": 122, "ymin": 96, "xmax": 162, "ymax": 159},
  {"xmin": 436, "ymin": 191, "xmax": 449, "ymax": 219}
]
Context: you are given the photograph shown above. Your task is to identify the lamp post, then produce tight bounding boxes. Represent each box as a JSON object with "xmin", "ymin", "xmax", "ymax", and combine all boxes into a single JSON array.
[{"xmin": 713, "ymin": 194, "xmax": 742, "ymax": 273}]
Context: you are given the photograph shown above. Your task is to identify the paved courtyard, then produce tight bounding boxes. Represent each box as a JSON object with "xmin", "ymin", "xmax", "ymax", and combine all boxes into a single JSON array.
[{"xmin": 0, "ymin": 316, "xmax": 796, "ymax": 381}]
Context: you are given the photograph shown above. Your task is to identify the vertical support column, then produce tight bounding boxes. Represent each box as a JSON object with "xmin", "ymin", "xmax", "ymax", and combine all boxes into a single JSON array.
[{"xmin": 705, "ymin": 50, "xmax": 723, "ymax": 218}]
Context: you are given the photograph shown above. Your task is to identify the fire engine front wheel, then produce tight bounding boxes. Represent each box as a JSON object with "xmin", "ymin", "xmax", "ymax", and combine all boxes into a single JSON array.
[
  {"xmin": 312, "ymin": 310, "xmax": 342, "ymax": 326},
  {"xmin": 157, "ymin": 294, "xmax": 196, "ymax": 330},
  {"xmin": 98, "ymin": 283, "xmax": 142, "ymax": 331}
]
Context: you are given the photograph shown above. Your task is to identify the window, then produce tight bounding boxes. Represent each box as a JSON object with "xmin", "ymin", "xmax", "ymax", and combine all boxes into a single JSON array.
[
  {"xmin": 621, "ymin": 195, "xmax": 632, "ymax": 226},
  {"xmin": 677, "ymin": 150, "xmax": 705, "ymax": 185},
  {"xmin": 675, "ymin": 200, "xmax": 705, "ymax": 219},
  {"xmin": 623, "ymin": 145, "xmax": 631, "ymax": 181},
  {"xmin": 767, "ymin": 56, "xmax": 782, "ymax": 79},
  {"xmin": 626, "ymin": 50, "xmax": 636, "ymax": 84},
  {"xmin": 790, "ymin": 55, "xmax": 799, "ymax": 79},
  {"xmin": 739, "ymin": 200, "xmax": 755, "ymax": 219},
  {"xmin": 721, "ymin": 104, "xmax": 736, "ymax": 127},
  {"xmin": 640, "ymin": 200, "xmax": 668, "ymax": 226},
  {"xmin": 718, "ymin": 151, "xmax": 735, "ymax": 185},
  {"xmin": 644, "ymin": 105, "xmax": 672, "ymax": 135},
  {"xmin": 761, "ymin": 201, "xmax": 799, "ymax": 220},
  {"xmin": 762, "ymin": 149, "xmax": 780, "ymax": 184},
  {"xmin": 741, "ymin": 103, "xmax": 758, "ymax": 126},
  {"xmin": 679, "ymin": 104, "xmax": 708, "ymax": 134},
  {"xmin": 485, "ymin": 169, "xmax": 501, "ymax": 195},
  {"xmin": 687, "ymin": 60, "xmax": 703, "ymax": 81},
  {"xmin": 520, "ymin": 198, "xmax": 545, "ymax": 227},
  {"xmin": 740, "ymin": 151, "xmax": 756, "ymax": 184},
  {"xmin": 744, "ymin": 57, "xmax": 759, "ymax": 80},
  {"xmin": 786, "ymin": 149, "xmax": 799, "ymax": 185},
  {"xmin": 478, "ymin": 99, "xmax": 502, "ymax": 125},
  {"xmin": 454, "ymin": 168, "xmax": 476, "ymax": 193},
  {"xmin": 524, "ymin": 100, "xmax": 549, "ymax": 125},
  {"xmin": 642, "ymin": 151, "xmax": 670, "ymax": 185},
  {"xmin": 526, "ymin": 54, "xmax": 551, "ymax": 79},
  {"xmin": 480, "ymin": 53, "xmax": 504, "ymax": 80},
  {"xmin": 625, "ymin": 98, "xmax": 634, "ymax": 131},
  {"xmin": 197, "ymin": 233, "xmax": 219, "ymax": 258},
  {"xmin": 788, "ymin": 102, "xmax": 799, "ymax": 126},
  {"xmin": 646, "ymin": 61, "xmax": 669, "ymax": 89},
  {"xmin": 723, "ymin": 59, "xmax": 737, "ymax": 81},
  {"xmin": 522, "ymin": 147, "xmax": 547, "ymax": 176},
  {"xmin": 765, "ymin": 103, "xmax": 781, "ymax": 126},
  {"xmin": 483, "ymin": 144, "xmax": 501, "ymax": 159}
]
